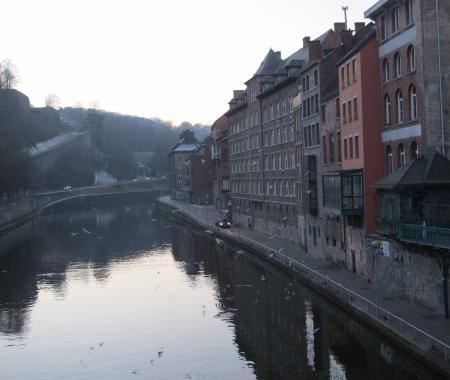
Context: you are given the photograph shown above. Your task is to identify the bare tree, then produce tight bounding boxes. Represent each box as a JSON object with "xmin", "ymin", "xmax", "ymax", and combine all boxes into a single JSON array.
[
  {"xmin": 45, "ymin": 93, "xmax": 61, "ymax": 109},
  {"xmin": 0, "ymin": 59, "xmax": 19, "ymax": 89}
]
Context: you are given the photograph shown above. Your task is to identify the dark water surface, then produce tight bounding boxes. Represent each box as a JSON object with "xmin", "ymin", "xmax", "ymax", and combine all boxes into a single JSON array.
[{"xmin": 0, "ymin": 203, "xmax": 445, "ymax": 379}]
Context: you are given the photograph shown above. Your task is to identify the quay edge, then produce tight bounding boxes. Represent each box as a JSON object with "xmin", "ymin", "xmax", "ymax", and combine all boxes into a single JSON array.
[{"xmin": 156, "ymin": 197, "xmax": 450, "ymax": 379}]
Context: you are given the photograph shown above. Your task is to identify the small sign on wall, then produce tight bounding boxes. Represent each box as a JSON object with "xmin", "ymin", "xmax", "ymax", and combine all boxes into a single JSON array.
[{"xmin": 371, "ymin": 240, "xmax": 390, "ymax": 257}]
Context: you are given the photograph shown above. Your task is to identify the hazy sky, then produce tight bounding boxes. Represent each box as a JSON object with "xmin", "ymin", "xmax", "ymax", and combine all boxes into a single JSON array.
[{"xmin": 2, "ymin": 0, "xmax": 375, "ymax": 125}]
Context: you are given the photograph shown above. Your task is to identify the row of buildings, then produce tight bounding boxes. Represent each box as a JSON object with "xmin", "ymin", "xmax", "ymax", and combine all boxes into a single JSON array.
[{"xmin": 210, "ymin": 0, "xmax": 450, "ymax": 316}]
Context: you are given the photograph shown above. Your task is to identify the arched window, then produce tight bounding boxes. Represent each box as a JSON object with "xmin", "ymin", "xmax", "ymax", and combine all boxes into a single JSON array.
[
  {"xmin": 386, "ymin": 146, "xmax": 393, "ymax": 174},
  {"xmin": 407, "ymin": 45, "xmax": 416, "ymax": 72},
  {"xmin": 411, "ymin": 141, "xmax": 419, "ymax": 159},
  {"xmin": 409, "ymin": 85, "xmax": 417, "ymax": 120},
  {"xmin": 396, "ymin": 90, "xmax": 404, "ymax": 124},
  {"xmin": 384, "ymin": 95, "xmax": 392, "ymax": 125},
  {"xmin": 383, "ymin": 59, "xmax": 390, "ymax": 82},
  {"xmin": 398, "ymin": 144, "xmax": 405, "ymax": 166},
  {"xmin": 394, "ymin": 53, "xmax": 401, "ymax": 78},
  {"xmin": 405, "ymin": 0, "xmax": 413, "ymax": 25}
]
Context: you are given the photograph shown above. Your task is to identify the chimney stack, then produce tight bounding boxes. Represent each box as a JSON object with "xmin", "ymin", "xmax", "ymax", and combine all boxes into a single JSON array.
[
  {"xmin": 340, "ymin": 30, "xmax": 353, "ymax": 50},
  {"xmin": 309, "ymin": 40, "xmax": 322, "ymax": 61},
  {"xmin": 354, "ymin": 22, "xmax": 365, "ymax": 33},
  {"xmin": 334, "ymin": 22, "xmax": 346, "ymax": 33},
  {"xmin": 303, "ymin": 36, "xmax": 311, "ymax": 48}
]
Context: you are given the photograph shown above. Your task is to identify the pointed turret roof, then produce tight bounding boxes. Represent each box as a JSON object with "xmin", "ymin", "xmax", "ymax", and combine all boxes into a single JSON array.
[{"xmin": 254, "ymin": 49, "xmax": 283, "ymax": 76}]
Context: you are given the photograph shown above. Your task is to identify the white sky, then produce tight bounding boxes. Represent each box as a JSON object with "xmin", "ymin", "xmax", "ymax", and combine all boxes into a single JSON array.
[{"xmin": 1, "ymin": 0, "xmax": 375, "ymax": 125}]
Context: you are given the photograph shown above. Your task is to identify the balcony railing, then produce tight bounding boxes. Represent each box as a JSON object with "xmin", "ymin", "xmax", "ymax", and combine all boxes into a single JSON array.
[{"xmin": 399, "ymin": 223, "xmax": 450, "ymax": 249}]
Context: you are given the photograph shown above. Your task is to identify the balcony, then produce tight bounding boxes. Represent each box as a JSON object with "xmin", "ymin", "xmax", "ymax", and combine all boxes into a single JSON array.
[{"xmin": 399, "ymin": 224, "xmax": 450, "ymax": 249}]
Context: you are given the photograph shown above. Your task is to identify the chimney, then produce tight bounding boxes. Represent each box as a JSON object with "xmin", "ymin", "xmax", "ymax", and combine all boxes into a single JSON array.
[
  {"xmin": 309, "ymin": 40, "xmax": 322, "ymax": 61},
  {"xmin": 354, "ymin": 22, "xmax": 365, "ymax": 33},
  {"xmin": 303, "ymin": 36, "xmax": 311, "ymax": 48},
  {"xmin": 334, "ymin": 22, "xmax": 346, "ymax": 33},
  {"xmin": 276, "ymin": 51, "xmax": 281, "ymax": 58},
  {"xmin": 341, "ymin": 30, "xmax": 353, "ymax": 50}
]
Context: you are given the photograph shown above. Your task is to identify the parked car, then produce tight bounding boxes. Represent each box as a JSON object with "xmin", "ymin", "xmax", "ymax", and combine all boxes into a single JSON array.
[{"xmin": 215, "ymin": 217, "xmax": 231, "ymax": 228}]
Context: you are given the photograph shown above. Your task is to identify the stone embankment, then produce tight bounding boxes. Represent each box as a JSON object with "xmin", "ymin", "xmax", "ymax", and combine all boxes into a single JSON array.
[{"xmin": 157, "ymin": 196, "xmax": 450, "ymax": 378}]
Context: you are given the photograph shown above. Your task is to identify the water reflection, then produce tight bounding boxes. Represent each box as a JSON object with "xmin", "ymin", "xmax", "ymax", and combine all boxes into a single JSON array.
[{"xmin": 0, "ymin": 205, "xmax": 445, "ymax": 380}]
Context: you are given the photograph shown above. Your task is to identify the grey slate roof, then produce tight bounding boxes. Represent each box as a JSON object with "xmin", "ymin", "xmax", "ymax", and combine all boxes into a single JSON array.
[
  {"xmin": 374, "ymin": 151, "xmax": 450, "ymax": 190},
  {"xmin": 172, "ymin": 144, "xmax": 200, "ymax": 153},
  {"xmin": 254, "ymin": 49, "xmax": 283, "ymax": 76}
]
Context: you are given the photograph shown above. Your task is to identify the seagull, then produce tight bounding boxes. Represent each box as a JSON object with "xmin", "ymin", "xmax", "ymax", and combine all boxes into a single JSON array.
[
  {"xmin": 82, "ymin": 228, "xmax": 91, "ymax": 234},
  {"xmin": 70, "ymin": 232, "xmax": 79, "ymax": 237}
]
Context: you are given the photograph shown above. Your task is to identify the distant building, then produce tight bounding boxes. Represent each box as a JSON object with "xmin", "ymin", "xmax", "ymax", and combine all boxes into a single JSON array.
[
  {"xmin": 211, "ymin": 114, "xmax": 230, "ymax": 210},
  {"xmin": 168, "ymin": 130, "xmax": 213, "ymax": 204}
]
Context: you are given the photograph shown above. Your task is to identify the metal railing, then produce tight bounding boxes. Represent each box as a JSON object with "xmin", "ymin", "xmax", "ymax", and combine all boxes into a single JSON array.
[
  {"xmin": 400, "ymin": 223, "xmax": 450, "ymax": 249},
  {"xmin": 167, "ymin": 200, "xmax": 450, "ymax": 363}
]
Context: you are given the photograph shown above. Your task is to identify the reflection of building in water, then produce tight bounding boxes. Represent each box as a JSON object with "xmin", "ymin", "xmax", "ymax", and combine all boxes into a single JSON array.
[{"xmin": 173, "ymin": 227, "xmax": 437, "ymax": 380}]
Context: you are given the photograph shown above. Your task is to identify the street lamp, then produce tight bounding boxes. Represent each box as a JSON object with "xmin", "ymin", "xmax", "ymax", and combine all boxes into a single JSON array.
[
  {"xmin": 282, "ymin": 216, "xmax": 288, "ymax": 254},
  {"xmin": 236, "ymin": 206, "xmax": 241, "ymax": 239},
  {"xmin": 205, "ymin": 195, "xmax": 209, "ymax": 226}
]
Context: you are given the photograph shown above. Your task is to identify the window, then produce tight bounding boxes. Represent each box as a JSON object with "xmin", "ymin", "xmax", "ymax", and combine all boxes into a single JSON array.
[
  {"xmin": 342, "ymin": 171, "xmax": 363, "ymax": 212},
  {"xmin": 353, "ymin": 98, "xmax": 358, "ymax": 121},
  {"xmin": 306, "ymin": 75, "xmax": 310, "ymax": 91},
  {"xmin": 407, "ymin": 45, "xmax": 416, "ymax": 72},
  {"xmin": 383, "ymin": 59, "xmax": 390, "ymax": 82},
  {"xmin": 321, "ymin": 104, "xmax": 326, "ymax": 122},
  {"xmin": 315, "ymin": 95, "xmax": 319, "ymax": 114},
  {"xmin": 348, "ymin": 100, "xmax": 352, "ymax": 122},
  {"xmin": 329, "ymin": 134, "xmax": 335, "ymax": 163},
  {"xmin": 385, "ymin": 95, "xmax": 392, "ymax": 125},
  {"xmin": 323, "ymin": 136, "xmax": 327, "ymax": 163},
  {"xmin": 405, "ymin": 0, "xmax": 413, "ymax": 25},
  {"xmin": 352, "ymin": 59, "xmax": 357, "ymax": 82},
  {"xmin": 343, "ymin": 103, "xmax": 347, "ymax": 124},
  {"xmin": 411, "ymin": 141, "xmax": 419, "ymax": 159},
  {"xmin": 337, "ymin": 132, "xmax": 341, "ymax": 161},
  {"xmin": 381, "ymin": 16, "xmax": 388, "ymax": 40},
  {"xmin": 314, "ymin": 70, "xmax": 319, "ymax": 86},
  {"xmin": 341, "ymin": 67, "xmax": 345, "ymax": 88},
  {"xmin": 394, "ymin": 53, "xmax": 401, "ymax": 78},
  {"xmin": 391, "ymin": 8, "xmax": 400, "ymax": 34},
  {"xmin": 355, "ymin": 135, "xmax": 359, "ymax": 158},
  {"xmin": 315, "ymin": 124, "xmax": 320, "ymax": 146},
  {"xmin": 335, "ymin": 98, "xmax": 340, "ymax": 118},
  {"xmin": 346, "ymin": 64, "xmax": 351, "ymax": 86},
  {"xmin": 409, "ymin": 85, "xmax": 417, "ymax": 120},
  {"xmin": 349, "ymin": 137, "xmax": 354, "ymax": 158},
  {"xmin": 344, "ymin": 138, "xmax": 348, "ymax": 159},
  {"xmin": 398, "ymin": 143, "xmax": 405, "ymax": 166},
  {"xmin": 396, "ymin": 90, "xmax": 404, "ymax": 123},
  {"xmin": 386, "ymin": 146, "xmax": 393, "ymax": 174},
  {"xmin": 323, "ymin": 175, "xmax": 341, "ymax": 210}
]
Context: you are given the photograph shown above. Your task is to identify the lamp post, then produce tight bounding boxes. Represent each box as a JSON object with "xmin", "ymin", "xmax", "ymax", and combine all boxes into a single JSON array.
[
  {"xmin": 205, "ymin": 195, "xmax": 209, "ymax": 226},
  {"xmin": 236, "ymin": 206, "xmax": 241, "ymax": 239}
]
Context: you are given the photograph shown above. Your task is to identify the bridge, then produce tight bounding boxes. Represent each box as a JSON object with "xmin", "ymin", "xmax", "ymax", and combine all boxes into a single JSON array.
[{"xmin": 0, "ymin": 178, "xmax": 169, "ymax": 237}]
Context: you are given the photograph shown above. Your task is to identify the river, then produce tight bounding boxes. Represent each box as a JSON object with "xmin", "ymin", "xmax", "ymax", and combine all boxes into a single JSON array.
[{"xmin": 0, "ymin": 202, "xmax": 445, "ymax": 379}]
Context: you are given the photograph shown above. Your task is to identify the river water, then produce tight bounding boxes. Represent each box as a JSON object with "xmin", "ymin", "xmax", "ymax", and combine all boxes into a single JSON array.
[{"xmin": 0, "ymin": 203, "xmax": 445, "ymax": 380}]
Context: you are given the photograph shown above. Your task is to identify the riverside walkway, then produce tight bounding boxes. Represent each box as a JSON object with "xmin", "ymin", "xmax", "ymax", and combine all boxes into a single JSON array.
[{"xmin": 159, "ymin": 196, "xmax": 450, "ymax": 375}]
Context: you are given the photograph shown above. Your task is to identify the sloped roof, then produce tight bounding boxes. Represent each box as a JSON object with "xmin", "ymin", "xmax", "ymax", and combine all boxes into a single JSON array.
[
  {"xmin": 172, "ymin": 144, "xmax": 200, "ymax": 153},
  {"xmin": 254, "ymin": 49, "xmax": 283, "ymax": 76},
  {"xmin": 374, "ymin": 151, "xmax": 450, "ymax": 190}
]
